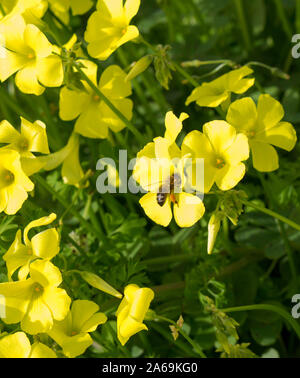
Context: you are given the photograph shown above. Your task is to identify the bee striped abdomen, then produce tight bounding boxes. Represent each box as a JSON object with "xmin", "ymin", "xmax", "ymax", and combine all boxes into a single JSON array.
[{"xmin": 157, "ymin": 192, "xmax": 167, "ymax": 207}]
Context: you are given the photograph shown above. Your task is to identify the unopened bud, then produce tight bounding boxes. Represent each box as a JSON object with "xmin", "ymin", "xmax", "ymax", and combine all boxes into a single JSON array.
[
  {"xmin": 126, "ymin": 55, "xmax": 153, "ymax": 81},
  {"xmin": 207, "ymin": 213, "xmax": 222, "ymax": 255}
]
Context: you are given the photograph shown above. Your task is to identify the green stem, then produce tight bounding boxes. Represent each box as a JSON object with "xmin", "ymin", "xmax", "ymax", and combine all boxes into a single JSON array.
[
  {"xmin": 273, "ymin": 0, "xmax": 293, "ymax": 39},
  {"xmin": 34, "ymin": 175, "xmax": 104, "ymax": 240},
  {"xmin": 241, "ymin": 199, "xmax": 300, "ymax": 232},
  {"xmin": 154, "ymin": 314, "xmax": 207, "ymax": 358},
  {"xmin": 221, "ymin": 304, "xmax": 300, "ymax": 339},
  {"xmin": 74, "ymin": 64, "xmax": 145, "ymax": 145},
  {"xmin": 233, "ymin": 0, "xmax": 251, "ymax": 51},
  {"xmin": 172, "ymin": 62, "xmax": 199, "ymax": 87}
]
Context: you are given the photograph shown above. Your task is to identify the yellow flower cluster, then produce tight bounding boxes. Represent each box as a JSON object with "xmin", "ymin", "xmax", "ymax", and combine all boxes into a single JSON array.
[
  {"xmin": 134, "ymin": 67, "xmax": 297, "ymax": 229},
  {"xmin": 0, "ymin": 215, "xmax": 153, "ymax": 357}
]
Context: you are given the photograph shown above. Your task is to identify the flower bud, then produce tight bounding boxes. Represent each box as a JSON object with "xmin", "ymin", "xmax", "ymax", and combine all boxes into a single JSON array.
[
  {"xmin": 207, "ymin": 212, "xmax": 222, "ymax": 254},
  {"xmin": 126, "ymin": 55, "xmax": 153, "ymax": 81}
]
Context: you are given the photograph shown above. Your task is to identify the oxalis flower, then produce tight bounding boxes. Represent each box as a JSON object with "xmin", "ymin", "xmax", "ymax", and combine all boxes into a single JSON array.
[
  {"xmin": 48, "ymin": 300, "xmax": 107, "ymax": 358},
  {"xmin": 185, "ymin": 66, "xmax": 254, "ymax": 108},
  {"xmin": 85, "ymin": 0, "xmax": 140, "ymax": 60},
  {"xmin": 0, "ymin": 117, "xmax": 49, "ymax": 176},
  {"xmin": 226, "ymin": 94, "xmax": 297, "ymax": 172},
  {"xmin": 3, "ymin": 213, "xmax": 59, "ymax": 280},
  {"xmin": 59, "ymin": 61, "xmax": 133, "ymax": 139},
  {"xmin": 181, "ymin": 120, "xmax": 249, "ymax": 192},
  {"xmin": 0, "ymin": 0, "xmax": 47, "ymax": 22},
  {"xmin": 0, "ymin": 332, "xmax": 56, "ymax": 358},
  {"xmin": 36, "ymin": 132, "xmax": 86, "ymax": 187},
  {"xmin": 0, "ymin": 14, "xmax": 63, "ymax": 95},
  {"xmin": 48, "ymin": 0, "xmax": 94, "ymax": 24},
  {"xmin": 0, "ymin": 149, "xmax": 34, "ymax": 215},
  {"xmin": 116, "ymin": 284, "xmax": 154, "ymax": 346},
  {"xmin": 0, "ymin": 259, "xmax": 71, "ymax": 334},
  {"xmin": 133, "ymin": 111, "xmax": 205, "ymax": 227}
]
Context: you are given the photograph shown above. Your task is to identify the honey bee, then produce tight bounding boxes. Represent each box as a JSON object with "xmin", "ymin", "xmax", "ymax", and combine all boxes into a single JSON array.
[{"xmin": 157, "ymin": 174, "xmax": 181, "ymax": 207}]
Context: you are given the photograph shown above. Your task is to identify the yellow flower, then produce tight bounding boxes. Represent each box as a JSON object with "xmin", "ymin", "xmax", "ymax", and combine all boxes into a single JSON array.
[
  {"xmin": 0, "ymin": 117, "xmax": 49, "ymax": 176},
  {"xmin": 48, "ymin": 0, "xmax": 94, "ymax": 24},
  {"xmin": 133, "ymin": 111, "xmax": 205, "ymax": 227},
  {"xmin": 181, "ymin": 121, "xmax": 249, "ymax": 192},
  {"xmin": 0, "ymin": 149, "xmax": 34, "ymax": 215},
  {"xmin": 59, "ymin": 61, "xmax": 133, "ymax": 139},
  {"xmin": 0, "ymin": 14, "xmax": 63, "ymax": 95},
  {"xmin": 116, "ymin": 284, "xmax": 154, "ymax": 346},
  {"xmin": 0, "ymin": 259, "xmax": 71, "ymax": 334},
  {"xmin": 185, "ymin": 66, "xmax": 254, "ymax": 108},
  {"xmin": 0, "ymin": 332, "xmax": 56, "ymax": 358},
  {"xmin": 36, "ymin": 132, "xmax": 86, "ymax": 187},
  {"xmin": 0, "ymin": 0, "xmax": 47, "ymax": 22},
  {"xmin": 3, "ymin": 213, "xmax": 59, "ymax": 280},
  {"xmin": 85, "ymin": 0, "xmax": 140, "ymax": 60},
  {"xmin": 226, "ymin": 94, "xmax": 297, "ymax": 172},
  {"xmin": 48, "ymin": 300, "xmax": 107, "ymax": 358}
]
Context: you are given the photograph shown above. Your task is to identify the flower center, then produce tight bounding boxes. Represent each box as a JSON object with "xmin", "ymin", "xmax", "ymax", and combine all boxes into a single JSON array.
[
  {"xmin": 27, "ymin": 52, "xmax": 35, "ymax": 60},
  {"xmin": 121, "ymin": 28, "xmax": 127, "ymax": 35},
  {"xmin": 0, "ymin": 169, "xmax": 14, "ymax": 188},
  {"xmin": 215, "ymin": 157, "xmax": 226, "ymax": 169},
  {"xmin": 92, "ymin": 94, "xmax": 100, "ymax": 102},
  {"xmin": 33, "ymin": 283, "xmax": 43, "ymax": 294},
  {"xmin": 17, "ymin": 137, "xmax": 29, "ymax": 152},
  {"xmin": 246, "ymin": 130, "xmax": 255, "ymax": 138},
  {"xmin": 71, "ymin": 331, "xmax": 77, "ymax": 336}
]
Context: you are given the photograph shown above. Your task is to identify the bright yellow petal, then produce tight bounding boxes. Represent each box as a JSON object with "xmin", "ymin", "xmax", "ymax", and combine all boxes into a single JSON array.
[
  {"xmin": 226, "ymin": 97, "xmax": 257, "ymax": 133},
  {"xmin": 21, "ymin": 292, "xmax": 53, "ymax": 334},
  {"xmin": 0, "ymin": 120, "xmax": 20, "ymax": 143},
  {"xmin": 186, "ymin": 83, "xmax": 229, "ymax": 107},
  {"xmin": 0, "ymin": 50, "xmax": 27, "ymax": 82},
  {"xmin": 75, "ymin": 102, "xmax": 109, "ymax": 139},
  {"xmin": 0, "ymin": 279, "xmax": 32, "ymax": 324},
  {"xmin": 24, "ymin": 24, "xmax": 52, "ymax": 58},
  {"xmin": 61, "ymin": 147, "xmax": 84, "ymax": 186},
  {"xmin": 42, "ymin": 286, "xmax": 71, "ymax": 321},
  {"xmin": 250, "ymin": 140, "xmax": 279, "ymax": 172},
  {"xmin": 15, "ymin": 64, "xmax": 45, "ymax": 95},
  {"xmin": 174, "ymin": 192, "xmax": 205, "ymax": 227},
  {"xmin": 59, "ymin": 86, "xmax": 89, "ymax": 121},
  {"xmin": 29, "ymin": 342, "xmax": 57, "ymax": 358},
  {"xmin": 23, "ymin": 213, "xmax": 56, "ymax": 246},
  {"xmin": 21, "ymin": 118, "xmax": 49, "ymax": 154},
  {"xmin": 255, "ymin": 121, "xmax": 297, "ymax": 151},
  {"xmin": 223, "ymin": 133, "xmax": 249, "ymax": 164},
  {"xmin": 226, "ymin": 66, "xmax": 255, "ymax": 93},
  {"xmin": 164, "ymin": 111, "xmax": 188, "ymax": 144},
  {"xmin": 257, "ymin": 94, "xmax": 284, "ymax": 131},
  {"xmin": 0, "ymin": 332, "xmax": 31, "ymax": 358},
  {"xmin": 203, "ymin": 120, "xmax": 236, "ymax": 154},
  {"xmin": 139, "ymin": 192, "xmax": 172, "ymax": 227},
  {"xmin": 71, "ymin": 300, "xmax": 99, "ymax": 331},
  {"xmin": 99, "ymin": 65, "xmax": 132, "ymax": 99},
  {"xmin": 128, "ymin": 287, "xmax": 154, "ymax": 322},
  {"xmin": 98, "ymin": 98, "xmax": 133, "ymax": 133},
  {"xmin": 29, "ymin": 260, "xmax": 62, "ymax": 288},
  {"xmin": 116, "ymin": 25, "xmax": 139, "ymax": 48},
  {"xmin": 61, "ymin": 333, "xmax": 93, "ymax": 358},
  {"xmin": 31, "ymin": 228, "xmax": 59, "ymax": 259},
  {"xmin": 36, "ymin": 54, "xmax": 63, "ymax": 88},
  {"xmin": 215, "ymin": 162, "xmax": 246, "ymax": 190},
  {"xmin": 124, "ymin": 0, "xmax": 140, "ymax": 21}
]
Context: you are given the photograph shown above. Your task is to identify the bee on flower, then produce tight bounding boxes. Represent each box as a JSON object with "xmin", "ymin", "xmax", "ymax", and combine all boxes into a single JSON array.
[{"xmin": 133, "ymin": 111, "xmax": 205, "ymax": 228}]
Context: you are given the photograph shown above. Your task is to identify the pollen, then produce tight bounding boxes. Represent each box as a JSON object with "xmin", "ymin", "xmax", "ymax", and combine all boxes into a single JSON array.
[
  {"xmin": 27, "ymin": 53, "xmax": 35, "ymax": 59},
  {"xmin": 121, "ymin": 28, "xmax": 127, "ymax": 35},
  {"xmin": 93, "ymin": 95, "xmax": 100, "ymax": 102},
  {"xmin": 215, "ymin": 158, "xmax": 225, "ymax": 169}
]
